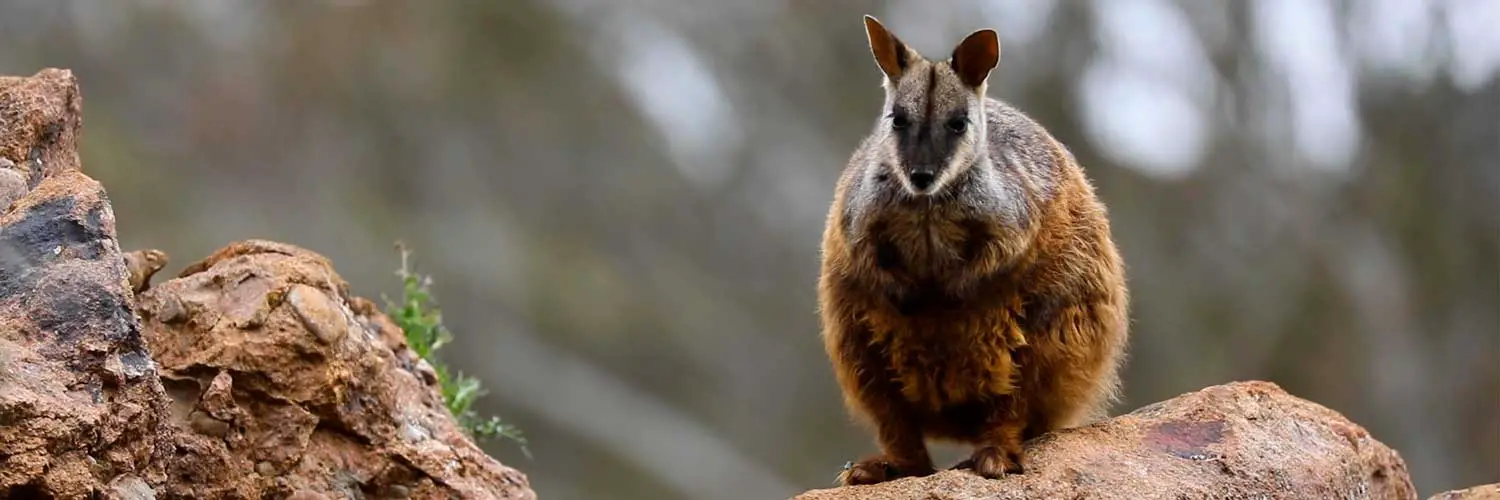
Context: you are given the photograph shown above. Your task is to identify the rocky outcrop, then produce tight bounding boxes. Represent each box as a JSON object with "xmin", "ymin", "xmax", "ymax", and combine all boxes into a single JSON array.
[
  {"xmin": 135, "ymin": 240, "xmax": 533, "ymax": 499},
  {"xmin": 796, "ymin": 381, "xmax": 1417, "ymax": 500},
  {"xmin": 0, "ymin": 68, "xmax": 173, "ymax": 498},
  {"xmin": 0, "ymin": 68, "xmax": 534, "ymax": 499}
]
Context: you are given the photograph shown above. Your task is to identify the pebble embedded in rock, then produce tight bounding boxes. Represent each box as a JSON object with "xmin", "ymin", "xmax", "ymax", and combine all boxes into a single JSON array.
[
  {"xmin": 402, "ymin": 421, "xmax": 432, "ymax": 442},
  {"xmin": 414, "ymin": 358, "xmax": 439, "ymax": 386},
  {"xmin": 119, "ymin": 349, "xmax": 153, "ymax": 379},
  {"xmin": 105, "ymin": 475, "xmax": 156, "ymax": 500},
  {"xmin": 189, "ymin": 410, "xmax": 232, "ymax": 438},
  {"xmin": 199, "ymin": 370, "xmax": 237, "ymax": 418},
  {"xmin": 287, "ymin": 284, "xmax": 348, "ymax": 344},
  {"xmin": 0, "ymin": 165, "xmax": 24, "ymax": 211},
  {"xmin": 155, "ymin": 295, "xmax": 187, "ymax": 323}
]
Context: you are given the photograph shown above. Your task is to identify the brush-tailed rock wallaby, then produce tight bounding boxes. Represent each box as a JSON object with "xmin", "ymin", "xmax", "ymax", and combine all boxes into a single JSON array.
[{"xmin": 818, "ymin": 15, "xmax": 1130, "ymax": 486}]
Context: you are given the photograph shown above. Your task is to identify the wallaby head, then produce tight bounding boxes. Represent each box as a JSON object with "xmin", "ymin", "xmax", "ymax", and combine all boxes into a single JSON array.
[{"xmin": 862, "ymin": 15, "xmax": 1000, "ymax": 197}]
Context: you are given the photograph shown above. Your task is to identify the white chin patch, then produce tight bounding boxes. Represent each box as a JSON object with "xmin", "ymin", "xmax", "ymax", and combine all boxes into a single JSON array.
[
  {"xmin": 928, "ymin": 154, "xmax": 968, "ymax": 194},
  {"xmin": 932, "ymin": 129, "xmax": 980, "ymax": 192},
  {"xmin": 894, "ymin": 171, "xmax": 920, "ymax": 195}
]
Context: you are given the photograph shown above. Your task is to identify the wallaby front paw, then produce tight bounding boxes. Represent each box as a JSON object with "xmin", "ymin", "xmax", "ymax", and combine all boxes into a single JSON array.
[
  {"xmin": 835, "ymin": 456, "xmax": 934, "ymax": 486},
  {"xmin": 967, "ymin": 445, "xmax": 1025, "ymax": 479}
]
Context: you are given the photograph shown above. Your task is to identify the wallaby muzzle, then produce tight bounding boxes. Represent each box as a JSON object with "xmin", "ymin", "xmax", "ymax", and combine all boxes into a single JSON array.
[{"xmin": 909, "ymin": 170, "xmax": 937, "ymax": 191}]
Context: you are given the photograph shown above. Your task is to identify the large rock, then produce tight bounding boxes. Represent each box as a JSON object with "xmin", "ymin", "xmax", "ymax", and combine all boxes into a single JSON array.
[
  {"xmin": 796, "ymin": 381, "xmax": 1416, "ymax": 500},
  {"xmin": 135, "ymin": 240, "xmax": 534, "ymax": 499},
  {"xmin": 0, "ymin": 68, "xmax": 173, "ymax": 497},
  {"xmin": 0, "ymin": 68, "xmax": 535, "ymax": 499}
]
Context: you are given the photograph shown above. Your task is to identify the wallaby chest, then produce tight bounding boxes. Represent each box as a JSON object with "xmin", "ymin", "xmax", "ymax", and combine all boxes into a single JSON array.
[
  {"xmin": 846, "ymin": 209, "xmax": 1025, "ymax": 410},
  {"xmin": 856, "ymin": 205, "xmax": 1001, "ymax": 310}
]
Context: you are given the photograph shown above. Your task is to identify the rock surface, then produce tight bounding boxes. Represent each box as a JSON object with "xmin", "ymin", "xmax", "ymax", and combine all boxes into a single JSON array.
[
  {"xmin": 796, "ymin": 381, "xmax": 1417, "ymax": 500},
  {"xmin": 0, "ymin": 68, "xmax": 534, "ymax": 499},
  {"xmin": 1429, "ymin": 484, "xmax": 1500, "ymax": 500},
  {"xmin": 135, "ymin": 240, "xmax": 534, "ymax": 499},
  {"xmin": 0, "ymin": 68, "xmax": 173, "ymax": 498}
]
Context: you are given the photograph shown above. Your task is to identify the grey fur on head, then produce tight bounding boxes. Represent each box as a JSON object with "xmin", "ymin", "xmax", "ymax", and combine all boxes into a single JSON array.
[
  {"xmin": 861, "ymin": 16, "xmax": 1001, "ymax": 198},
  {"xmin": 841, "ymin": 18, "xmax": 1065, "ymax": 247}
]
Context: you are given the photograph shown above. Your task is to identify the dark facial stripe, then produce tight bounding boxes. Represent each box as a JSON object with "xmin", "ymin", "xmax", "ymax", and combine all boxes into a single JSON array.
[
  {"xmin": 923, "ymin": 65, "xmax": 937, "ymax": 125},
  {"xmin": 893, "ymin": 66, "xmax": 961, "ymax": 179}
]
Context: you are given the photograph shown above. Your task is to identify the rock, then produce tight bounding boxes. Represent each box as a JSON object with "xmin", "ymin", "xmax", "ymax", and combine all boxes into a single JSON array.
[
  {"xmin": 288, "ymin": 283, "xmax": 349, "ymax": 344},
  {"xmin": 0, "ymin": 68, "xmax": 175, "ymax": 498},
  {"xmin": 1430, "ymin": 484, "xmax": 1500, "ymax": 500},
  {"xmin": 795, "ymin": 381, "xmax": 1416, "ymax": 500},
  {"xmin": 386, "ymin": 484, "xmax": 413, "ymax": 499},
  {"xmin": 135, "ymin": 240, "xmax": 535, "ymax": 499},
  {"xmin": 0, "ymin": 68, "xmax": 536, "ymax": 499},
  {"xmin": 288, "ymin": 491, "xmax": 332, "ymax": 500},
  {"xmin": 0, "ymin": 68, "xmax": 82, "ymax": 184},
  {"xmin": 0, "ymin": 162, "xmax": 25, "ymax": 211},
  {"xmin": 103, "ymin": 475, "xmax": 156, "ymax": 500},
  {"xmin": 188, "ymin": 410, "xmax": 232, "ymax": 438}
]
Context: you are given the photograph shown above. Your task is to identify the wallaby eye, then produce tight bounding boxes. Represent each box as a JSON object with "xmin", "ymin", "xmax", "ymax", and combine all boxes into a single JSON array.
[
  {"xmin": 946, "ymin": 117, "xmax": 967, "ymax": 135},
  {"xmin": 891, "ymin": 113, "xmax": 911, "ymax": 131}
]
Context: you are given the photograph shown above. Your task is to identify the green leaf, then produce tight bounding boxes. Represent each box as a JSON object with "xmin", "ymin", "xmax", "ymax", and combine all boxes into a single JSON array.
[{"xmin": 384, "ymin": 242, "xmax": 528, "ymax": 456}]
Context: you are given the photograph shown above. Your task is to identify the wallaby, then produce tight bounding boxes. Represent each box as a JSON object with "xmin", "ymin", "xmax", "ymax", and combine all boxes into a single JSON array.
[{"xmin": 818, "ymin": 15, "xmax": 1130, "ymax": 485}]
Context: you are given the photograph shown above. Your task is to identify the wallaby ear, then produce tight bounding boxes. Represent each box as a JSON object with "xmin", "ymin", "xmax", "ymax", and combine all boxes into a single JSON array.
[
  {"xmin": 864, "ymin": 15, "xmax": 915, "ymax": 81},
  {"xmin": 950, "ymin": 28, "xmax": 1000, "ymax": 89}
]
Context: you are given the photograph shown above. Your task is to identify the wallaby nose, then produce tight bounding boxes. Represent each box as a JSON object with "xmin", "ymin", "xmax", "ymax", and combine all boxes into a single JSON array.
[{"xmin": 910, "ymin": 171, "xmax": 936, "ymax": 190}]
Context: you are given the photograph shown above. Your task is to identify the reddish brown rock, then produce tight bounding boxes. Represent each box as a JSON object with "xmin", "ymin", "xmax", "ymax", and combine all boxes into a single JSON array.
[
  {"xmin": 0, "ymin": 68, "xmax": 82, "ymax": 185},
  {"xmin": 1430, "ymin": 484, "xmax": 1500, "ymax": 500},
  {"xmin": 0, "ymin": 69, "xmax": 174, "ymax": 497},
  {"xmin": 135, "ymin": 240, "xmax": 534, "ymax": 499},
  {"xmin": 1, "ymin": 68, "xmax": 534, "ymax": 499},
  {"xmin": 796, "ymin": 381, "xmax": 1416, "ymax": 500},
  {"xmin": 0, "ymin": 160, "xmax": 25, "ymax": 210}
]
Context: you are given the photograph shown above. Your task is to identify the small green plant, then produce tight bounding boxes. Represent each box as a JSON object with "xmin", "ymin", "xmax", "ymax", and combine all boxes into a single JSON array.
[{"xmin": 385, "ymin": 242, "xmax": 529, "ymax": 457}]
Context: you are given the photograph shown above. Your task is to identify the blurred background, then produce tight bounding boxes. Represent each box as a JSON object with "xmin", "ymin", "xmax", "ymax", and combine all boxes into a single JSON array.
[{"xmin": 1, "ymin": 1, "xmax": 1495, "ymax": 498}]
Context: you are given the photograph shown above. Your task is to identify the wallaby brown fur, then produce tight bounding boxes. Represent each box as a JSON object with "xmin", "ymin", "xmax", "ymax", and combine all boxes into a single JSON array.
[{"xmin": 819, "ymin": 16, "xmax": 1129, "ymax": 485}]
